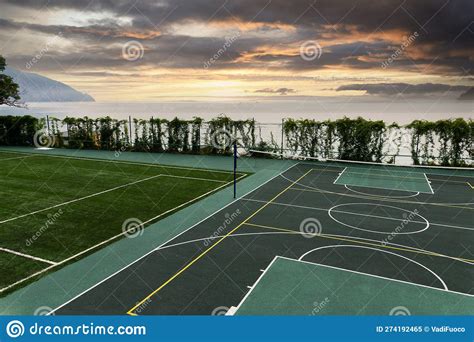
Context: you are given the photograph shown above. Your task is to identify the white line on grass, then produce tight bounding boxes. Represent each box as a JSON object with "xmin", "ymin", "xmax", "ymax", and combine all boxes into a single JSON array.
[
  {"xmin": 0, "ymin": 247, "xmax": 57, "ymax": 265},
  {"xmin": 0, "ymin": 155, "xmax": 35, "ymax": 162},
  {"xmin": 0, "ymin": 149, "xmax": 241, "ymax": 175},
  {"xmin": 47, "ymin": 163, "xmax": 297, "ymax": 314},
  {"xmin": 277, "ymin": 256, "xmax": 474, "ymax": 297},
  {"xmin": 0, "ymin": 172, "xmax": 249, "ymax": 296},
  {"xmin": 0, "ymin": 174, "xmax": 163, "ymax": 225}
]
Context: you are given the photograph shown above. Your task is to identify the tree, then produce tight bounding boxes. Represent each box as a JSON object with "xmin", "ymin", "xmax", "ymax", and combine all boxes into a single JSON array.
[{"xmin": 0, "ymin": 55, "xmax": 21, "ymax": 106}]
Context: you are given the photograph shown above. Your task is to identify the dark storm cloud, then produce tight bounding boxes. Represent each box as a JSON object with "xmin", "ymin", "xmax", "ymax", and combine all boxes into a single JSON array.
[
  {"xmin": 336, "ymin": 83, "xmax": 472, "ymax": 96},
  {"xmin": 1, "ymin": 0, "xmax": 473, "ymax": 75}
]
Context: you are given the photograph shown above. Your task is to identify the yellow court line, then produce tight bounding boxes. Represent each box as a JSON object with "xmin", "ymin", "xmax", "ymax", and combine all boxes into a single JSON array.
[
  {"xmin": 468, "ymin": 182, "xmax": 474, "ymax": 190},
  {"xmin": 243, "ymin": 222, "xmax": 474, "ymax": 263},
  {"xmin": 126, "ymin": 168, "xmax": 315, "ymax": 315},
  {"xmin": 289, "ymin": 187, "xmax": 474, "ymax": 211}
]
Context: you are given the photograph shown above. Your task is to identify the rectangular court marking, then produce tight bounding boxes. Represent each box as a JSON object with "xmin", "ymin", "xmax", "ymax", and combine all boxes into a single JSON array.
[
  {"xmin": 0, "ymin": 153, "xmax": 243, "ymax": 294},
  {"xmin": 126, "ymin": 165, "xmax": 314, "ymax": 315},
  {"xmin": 234, "ymin": 256, "xmax": 474, "ymax": 315},
  {"xmin": 334, "ymin": 167, "xmax": 434, "ymax": 194}
]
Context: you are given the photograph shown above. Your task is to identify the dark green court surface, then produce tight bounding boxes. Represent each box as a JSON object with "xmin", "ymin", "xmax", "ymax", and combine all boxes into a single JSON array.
[
  {"xmin": 46, "ymin": 160, "xmax": 472, "ymax": 316},
  {"xmin": 234, "ymin": 256, "xmax": 474, "ymax": 315}
]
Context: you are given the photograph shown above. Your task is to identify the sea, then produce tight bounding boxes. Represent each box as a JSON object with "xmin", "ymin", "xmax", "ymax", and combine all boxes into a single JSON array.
[{"xmin": 0, "ymin": 97, "xmax": 472, "ymax": 124}]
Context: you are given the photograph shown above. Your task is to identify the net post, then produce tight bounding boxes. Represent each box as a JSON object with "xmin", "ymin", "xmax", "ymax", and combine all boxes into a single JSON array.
[{"xmin": 233, "ymin": 141, "xmax": 237, "ymax": 199}]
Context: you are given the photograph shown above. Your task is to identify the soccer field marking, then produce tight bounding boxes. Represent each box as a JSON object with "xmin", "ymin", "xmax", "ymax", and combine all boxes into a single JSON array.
[
  {"xmin": 0, "ymin": 173, "xmax": 243, "ymax": 295},
  {"xmin": 0, "ymin": 172, "xmax": 226, "ymax": 226},
  {"xmin": 298, "ymin": 244, "xmax": 448, "ymax": 290},
  {"xmin": 0, "ymin": 174, "xmax": 162, "ymax": 225},
  {"xmin": 243, "ymin": 222, "xmax": 474, "ymax": 264},
  {"xmin": 276, "ymin": 256, "xmax": 474, "ymax": 298},
  {"xmin": 158, "ymin": 174, "xmax": 228, "ymax": 183},
  {"xmin": 126, "ymin": 167, "xmax": 314, "ymax": 315},
  {"xmin": 48, "ymin": 163, "xmax": 298, "ymax": 315},
  {"xmin": 0, "ymin": 154, "xmax": 35, "ymax": 162},
  {"xmin": 0, "ymin": 247, "xmax": 57, "ymax": 265},
  {"xmin": 424, "ymin": 173, "xmax": 434, "ymax": 194},
  {"xmin": 0, "ymin": 149, "xmax": 241, "ymax": 175}
]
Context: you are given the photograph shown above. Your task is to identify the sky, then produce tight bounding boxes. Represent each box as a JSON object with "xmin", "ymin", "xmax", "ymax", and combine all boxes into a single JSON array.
[{"xmin": 0, "ymin": 0, "xmax": 473, "ymax": 102}]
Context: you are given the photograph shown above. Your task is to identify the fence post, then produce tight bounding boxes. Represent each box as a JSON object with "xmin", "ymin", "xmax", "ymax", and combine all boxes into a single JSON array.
[{"xmin": 46, "ymin": 115, "xmax": 50, "ymax": 135}]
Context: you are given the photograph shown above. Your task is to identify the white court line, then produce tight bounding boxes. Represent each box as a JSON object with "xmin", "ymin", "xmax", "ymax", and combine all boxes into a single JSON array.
[
  {"xmin": 151, "ymin": 229, "xmax": 473, "ymax": 266},
  {"xmin": 0, "ymin": 174, "xmax": 162, "ymax": 225},
  {"xmin": 277, "ymin": 256, "xmax": 474, "ymax": 297},
  {"xmin": 424, "ymin": 173, "xmax": 435, "ymax": 194},
  {"xmin": 0, "ymin": 247, "xmax": 57, "ymax": 265},
  {"xmin": 344, "ymin": 184, "xmax": 420, "ymax": 199},
  {"xmin": 326, "ymin": 158, "xmax": 474, "ymax": 171},
  {"xmin": 280, "ymin": 172, "xmax": 474, "ymax": 207},
  {"xmin": 233, "ymin": 255, "xmax": 280, "ymax": 313},
  {"xmin": 332, "ymin": 167, "xmax": 347, "ymax": 185},
  {"xmin": 0, "ymin": 175, "xmax": 241, "ymax": 295},
  {"xmin": 241, "ymin": 198, "xmax": 474, "ymax": 232},
  {"xmin": 0, "ymin": 149, "xmax": 240, "ymax": 175},
  {"xmin": 298, "ymin": 245, "xmax": 448, "ymax": 290},
  {"xmin": 47, "ymin": 163, "xmax": 298, "ymax": 314}
]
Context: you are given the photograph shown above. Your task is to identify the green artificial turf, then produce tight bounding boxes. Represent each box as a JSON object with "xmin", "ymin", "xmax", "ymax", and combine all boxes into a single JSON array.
[{"xmin": 0, "ymin": 151, "xmax": 240, "ymax": 290}]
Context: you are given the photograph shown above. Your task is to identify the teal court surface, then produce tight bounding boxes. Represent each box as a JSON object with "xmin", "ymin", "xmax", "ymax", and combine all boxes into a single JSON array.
[
  {"xmin": 333, "ymin": 164, "xmax": 434, "ymax": 194},
  {"xmin": 0, "ymin": 148, "xmax": 472, "ymax": 316}
]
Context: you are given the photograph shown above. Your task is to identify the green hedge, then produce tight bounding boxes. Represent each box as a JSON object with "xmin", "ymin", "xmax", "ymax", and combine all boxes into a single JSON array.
[{"xmin": 0, "ymin": 115, "xmax": 471, "ymax": 166}]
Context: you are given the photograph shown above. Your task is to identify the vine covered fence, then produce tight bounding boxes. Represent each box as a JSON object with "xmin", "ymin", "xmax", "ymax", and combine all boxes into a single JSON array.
[{"xmin": 0, "ymin": 115, "xmax": 472, "ymax": 167}]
